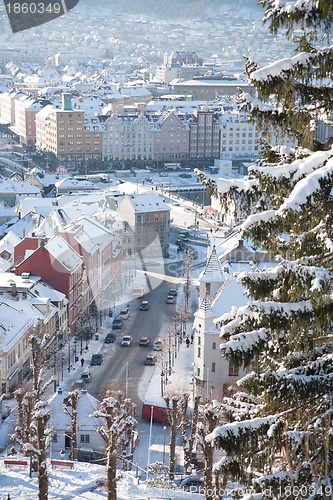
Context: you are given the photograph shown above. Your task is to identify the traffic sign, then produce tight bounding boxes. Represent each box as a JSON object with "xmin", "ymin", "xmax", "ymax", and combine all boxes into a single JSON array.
[{"xmin": 134, "ymin": 437, "xmax": 141, "ymax": 447}]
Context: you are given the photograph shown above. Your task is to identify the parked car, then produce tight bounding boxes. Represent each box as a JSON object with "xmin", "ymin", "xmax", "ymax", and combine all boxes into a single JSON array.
[
  {"xmin": 105, "ymin": 332, "xmax": 116, "ymax": 343},
  {"xmin": 139, "ymin": 336, "xmax": 151, "ymax": 346},
  {"xmin": 121, "ymin": 335, "xmax": 133, "ymax": 346},
  {"xmin": 112, "ymin": 316, "xmax": 124, "ymax": 330},
  {"xmin": 166, "ymin": 295, "xmax": 175, "ymax": 304},
  {"xmin": 119, "ymin": 308, "xmax": 130, "ymax": 320},
  {"xmin": 71, "ymin": 380, "xmax": 85, "ymax": 390},
  {"xmin": 91, "ymin": 354, "xmax": 103, "ymax": 366},
  {"xmin": 153, "ymin": 338, "xmax": 164, "ymax": 351},
  {"xmin": 168, "ymin": 288, "xmax": 177, "ymax": 296},
  {"xmin": 179, "ymin": 231, "xmax": 190, "ymax": 237},
  {"xmin": 140, "ymin": 300, "xmax": 149, "ymax": 311},
  {"xmin": 80, "ymin": 372, "xmax": 92, "ymax": 383},
  {"xmin": 178, "ymin": 475, "xmax": 204, "ymax": 493},
  {"xmin": 145, "ymin": 354, "xmax": 157, "ymax": 366}
]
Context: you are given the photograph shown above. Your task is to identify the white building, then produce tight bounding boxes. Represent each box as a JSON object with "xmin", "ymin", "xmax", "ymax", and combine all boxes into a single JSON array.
[
  {"xmin": 103, "ymin": 112, "xmax": 154, "ymax": 161},
  {"xmin": 193, "ymin": 246, "xmax": 248, "ymax": 400}
]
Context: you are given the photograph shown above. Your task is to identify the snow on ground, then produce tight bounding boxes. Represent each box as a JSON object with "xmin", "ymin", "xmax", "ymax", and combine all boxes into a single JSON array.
[{"xmin": 0, "ymin": 461, "xmax": 205, "ymax": 499}]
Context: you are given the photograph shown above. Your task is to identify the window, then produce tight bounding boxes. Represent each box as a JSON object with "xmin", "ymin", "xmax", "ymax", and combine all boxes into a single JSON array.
[
  {"xmin": 85, "ymin": 435, "xmax": 90, "ymax": 443},
  {"xmin": 80, "ymin": 435, "xmax": 85, "ymax": 442},
  {"xmin": 197, "ymin": 367, "xmax": 200, "ymax": 377},
  {"xmin": 198, "ymin": 347, "xmax": 201, "ymax": 358},
  {"xmin": 198, "ymin": 337, "xmax": 201, "ymax": 345},
  {"xmin": 228, "ymin": 362, "xmax": 239, "ymax": 377},
  {"xmin": 212, "ymin": 363, "xmax": 216, "ymax": 373},
  {"xmin": 52, "ymin": 434, "xmax": 58, "ymax": 442},
  {"xmin": 212, "ymin": 342, "xmax": 216, "ymax": 350}
]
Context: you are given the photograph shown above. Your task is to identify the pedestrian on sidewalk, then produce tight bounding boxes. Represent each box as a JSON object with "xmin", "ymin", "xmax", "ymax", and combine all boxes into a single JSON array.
[
  {"xmin": 186, "ymin": 336, "xmax": 190, "ymax": 348},
  {"xmin": 81, "ymin": 357, "xmax": 84, "ymax": 367},
  {"xmin": 191, "ymin": 333, "xmax": 194, "ymax": 344}
]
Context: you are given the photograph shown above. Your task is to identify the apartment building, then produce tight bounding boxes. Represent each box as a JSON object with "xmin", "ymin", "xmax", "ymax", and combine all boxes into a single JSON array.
[
  {"xmin": 189, "ymin": 109, "xmax": 220, "ymax": 159},
  {"xmin": 103, "ymin": 112, "xmax": 153, "ymax": 161},
  {"xmin": 118, "ymin": 193, "xmax": 170, "ymax": 258},
  {"xmin": 153, "ymin": 110, "xmax": 189, "ymax": 161},
  {"xmin": 43, "ymin": 93, "xmax": 103, "ymax": 170},
  {"xmin": 220, "ymin": 110, "xmax": 259, "ymax": 159}
]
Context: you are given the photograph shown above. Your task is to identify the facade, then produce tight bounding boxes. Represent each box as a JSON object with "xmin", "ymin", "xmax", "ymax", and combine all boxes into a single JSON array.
[
  {"xmin": 172, "ymin": 78, "xmax": 256, "ymax": 100},
  {"xmin": 0, "ymin": 272, "xmax": 67, "ymax": 394},
  {"xmin": 189, "ymin": 110, "xmax": 220, "ymax": 159},
  {"xmin": 13, "ymin": 96, "xmax": 45, "ymax": 148},
  {"xmin": 49, "ymin": 389, "xmax": 105, "ymax": 455},
  {"xmin": 153, "ymin": 111, "xmax": 189, "ymax": 161},
  {"xmin": 118, "ymin": 193, "xmax": 170, "ymax": 258},
  {"xmin": 192, "ymin": 247, "xmax": 248, "ymax": 399},
  {"xmin": 220, "ymin": 110, "xmax": 259, "ymax": 159},
  {"xmin": 15, "ymin": 234, "xmax": 84, "ymax": 330},
  {"xmin": 43, "ymin": 94, "xmax": 103, "ymax": 170},
  {"xmin": 103, "ymin": 112, "xmax": 154, "ymax": 161}
]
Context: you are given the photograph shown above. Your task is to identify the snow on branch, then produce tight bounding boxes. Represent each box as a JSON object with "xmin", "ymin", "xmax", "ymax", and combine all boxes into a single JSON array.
[
  {"xmin": 277, "ymin": 155, "xmax": 333, "ymax": 213},
  {"xmin": 250, "ymin": 51, "xmax": 314, "ymax": 83},
  {"xmin": 249, "ymin": 148, "xmax": 333, "ymax": 182},
  {"xmin": 220, "ymin": 328, "xmax": 270, "ymax": 356},
  {"xmin": 206, "ymin": 414, "xmax": 282, "ymax": 446}
]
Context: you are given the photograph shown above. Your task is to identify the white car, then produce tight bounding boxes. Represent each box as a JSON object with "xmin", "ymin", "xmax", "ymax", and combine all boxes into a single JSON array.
[
  {"xmin": 119, "ymin": 308, "xmax": 130, "ymax": 320},
  {"xmin": 121, "ymin": 335, "xmax": 133, "ymax": 347},
  {"xmin": 153, "ymin": 338, "xmax": 164, "ymax": 351}
]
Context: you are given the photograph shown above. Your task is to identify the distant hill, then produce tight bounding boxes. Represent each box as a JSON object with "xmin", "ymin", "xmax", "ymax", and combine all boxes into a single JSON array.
[{"xmin": 80, "ymin": 0, "xmax": 261, "ymax": 19}]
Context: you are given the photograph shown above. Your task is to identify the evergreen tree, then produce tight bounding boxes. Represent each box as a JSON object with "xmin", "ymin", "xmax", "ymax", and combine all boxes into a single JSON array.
[{"xmin": 197, "ymin": 1, "xmax": 333, "ymax": 498}]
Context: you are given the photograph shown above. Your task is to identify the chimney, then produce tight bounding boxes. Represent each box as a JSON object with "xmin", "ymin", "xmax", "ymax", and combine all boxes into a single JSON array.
[
  {"xmin": 11, "ymin": 283, "xmax": 17, "ymax": 296},
  {"xmin": 23, "ymin": 227, "xmax": 25, "ymax": 238},
  {"xmin": 38, "ymin": 238, "xmax": 42, "ymax": 248}
]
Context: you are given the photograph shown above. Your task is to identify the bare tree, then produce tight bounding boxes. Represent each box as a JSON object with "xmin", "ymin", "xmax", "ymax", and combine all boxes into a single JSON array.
[
  {"xmin": 11, "ymin": 320, "xmax": 54, "ymax": 499},
  {"xmin": 63, "ymin": 390, "xmax": 80, "ymax": 461},
  {"xmin": 197, "ymin": 404, "xmax": 219, "ymax": 500},
  {"xmin": 91, "ymin": 390, "xmax": 136, "ymax": 500},
  {"xmin": 164, "ymin": 395, "xmax": 180, "ymax": 481},
  {"xmin": 31, "ymin": 400, "xmax": 51, "ymax": 500},
  {"xmin": 179, "ymin": 393, "xmax": 201, "ymax": 475}
]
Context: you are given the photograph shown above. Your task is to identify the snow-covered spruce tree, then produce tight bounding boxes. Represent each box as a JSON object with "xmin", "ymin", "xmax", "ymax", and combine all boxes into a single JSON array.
[
  {"xmin": 91, "ymin": 390, "xmax": 136, "ymax": 500},
  {"xmin": 197, "ymin": 1, "xmax": 333, "ymax": 498}
]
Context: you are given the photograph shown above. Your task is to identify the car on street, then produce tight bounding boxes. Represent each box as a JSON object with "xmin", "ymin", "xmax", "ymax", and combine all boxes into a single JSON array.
[
  {"xmin": 153, "ymin": 338, "xmax": 164, "ymax": 351},
  {"xmin": 177, "ymin": 475, "xmax": 204, "ymax": 493},
  {"xmin": 166, "ymin": 295, "xmax": 175, "ymax": 304},
  {"xmin": 119, "ymin": 308, "xmax": 130, "ymax": 320},
  {"xmin": 168, "ymin": 288, "xmax": 177, "ymax": 296},
  {"xmin": 112, "ymin": 316, "xmax": 124, "ymax": 329},
  {"xmin": 80, "ymin": 372, "xmax": 92, "ymax": 383},
  {"xmin": 90, "ymin": 354, "xmax": 103, "ymax": 366},
  {"xmin": 105, "ymin": 332, "xmax": 116, "ymax": 343},
  {"xmin": 121, "ymin": 335, "xmax": 133, "ymax": 346},
  {"xmin": 140, "ymin": 300, "xmax": 149, "ymax": 311},
  {"xmin": 179, "ymin": 231, "xmax": 190, "ymax": 237},
  {"xmin": 139, "ymin": 336, "xmax": 151, "ymax": 346},
  {"xmin": 145, "ymin": 354, "xmax": 157, "ymax": 366}
]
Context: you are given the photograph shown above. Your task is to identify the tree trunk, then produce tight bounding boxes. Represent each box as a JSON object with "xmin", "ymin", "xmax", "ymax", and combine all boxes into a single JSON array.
[
  {"xmin": 36, "ymin": 413, "xmax": 49, "ymax": 500},
  {"xmin": 71, "ymin": 399, "xmax": 78, "ymax": 461},
  {"xmin": 107, "ymin": 441, "xmax": 118, "ymax": 500},
  {"xmin": 168, "ymin": 397, "xmax": 178, "ymax": 481}
]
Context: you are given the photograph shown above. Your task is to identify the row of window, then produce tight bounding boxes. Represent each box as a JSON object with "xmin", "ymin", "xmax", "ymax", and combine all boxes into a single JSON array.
[{"xmin": 196, "ymin": 363, "xmax": 239, "ymax": 377}]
